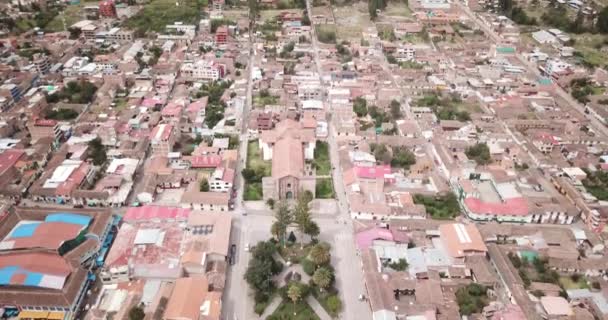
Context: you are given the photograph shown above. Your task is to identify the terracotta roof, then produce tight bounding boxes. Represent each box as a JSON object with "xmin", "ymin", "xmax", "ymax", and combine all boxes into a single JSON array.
[
  {"xmin": 271, "ymin": 136, "xmax": 303, "ymax": 179},
  {"xmin": 439, "ymin": 223, "xmax": 487, "ymax": 258},
  {"xmin": 164, "ymin": 277, "xmax": 221, "ymax": 320}
]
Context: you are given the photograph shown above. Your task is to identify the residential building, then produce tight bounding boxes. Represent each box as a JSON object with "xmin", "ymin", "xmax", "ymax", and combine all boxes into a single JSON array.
[
  {"xmin": 180, "ymin": 60, "xmax": 225, "ymax": 81},
  {"xmin": 150, "ymin": 123, "xmax": 177, "ymax": 154}
]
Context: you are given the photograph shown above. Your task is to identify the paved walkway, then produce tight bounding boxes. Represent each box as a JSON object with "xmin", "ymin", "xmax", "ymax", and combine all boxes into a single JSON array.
[
  {"xmin": 307, "ymin": 296, "xmax": 333, "ymax": 320},
  {"xmin": 259, "ymin": 295, "xmax": 282, "ymax": 319}
]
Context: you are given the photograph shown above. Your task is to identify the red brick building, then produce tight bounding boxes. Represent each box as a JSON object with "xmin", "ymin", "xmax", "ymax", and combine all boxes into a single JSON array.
[
  {"xmin": 99, "ymin": 0, "xmax": 117, "ymax": 17},
  {"xmin": 215, "ymin": 26, "xmax": 228, "ymax": 44}
]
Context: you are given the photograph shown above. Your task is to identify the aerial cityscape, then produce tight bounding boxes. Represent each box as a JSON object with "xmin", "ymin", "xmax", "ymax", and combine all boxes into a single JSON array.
[{"xmin": 1, "ymin": 0, "xmax": 608, "ymax": 319}]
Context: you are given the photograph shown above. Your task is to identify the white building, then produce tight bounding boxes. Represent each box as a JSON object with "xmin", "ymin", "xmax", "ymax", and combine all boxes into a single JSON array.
[
  {"xmin": 209, "ymin": 167, "xmax": 234, "ymax": 192},
  {"xmin": 298, "ymin": 84, "xmax": 323, "ymax": 101},
  {"xmin": 545, "ymin": 59, "xmax": 571, "ymax": 76},
  {"xmin": 180, "ymin": 60, "xmax": 225, "ymax": 81},
  {"xmin": 395, "ymin": 45, "xmax": 416, "ymax": 62}
]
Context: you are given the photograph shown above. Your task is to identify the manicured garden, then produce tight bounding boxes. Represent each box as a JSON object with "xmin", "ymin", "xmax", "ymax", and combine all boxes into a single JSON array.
[
  {"xmin": 313, "ymin": 141, "xmax": 331, "ymax": 175},
  {"xmin": 315, "ymin": 178, "xmax": 334, "ymax": 199},
  {"xmin": 243, "ymin": 141, "xmax": 271, "ymax": 200},
  {"xmin": 245, "ymin": 196, "xmax": 342, "ymax": 318}
]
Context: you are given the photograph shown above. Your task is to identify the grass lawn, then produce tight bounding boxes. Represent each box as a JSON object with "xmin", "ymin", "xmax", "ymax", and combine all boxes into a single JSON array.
[
  {"xmin": 253, "ymin": 94, "xmax": 280, "ymax": 108},
  {"xmin": 315, "ymin": 24, "xmax": 337, "ymax": 44},
  {"xmin": 45, "ymin": 4, "xmax": 83, "ymax": 32},
  {"xmin": 123, "ymin": 0, "xmax": 202, "ymax": 34},
  {"xmin": 244, "ymin": 183, "xmax": 263, "ymax": 201},
  {"xmin": 313, "ymin": 141, "xmax": 331, "ymax": 175},
  {"xmin": 572, "ymin": 34, "xmax": 608, "ymax": 68},
  {"xmin": 279, "ymin": 243, "xmax": 312, "ymax": 263},
  {"xmin": 413, "ymin": 193, "xmax": 460, "ymax": 220},
  {"xmin": 312, "ymin": 287, "xmax": 342, "ymax": 318},
  {"xmin": 246, "ymin": 141, "xmax": 271, "ymax": 175},
  {"xmin": 332, "ymin": 2, "xmax": 369, "ymax": 40},
  {"xmin": 559, "ymin": 276, "xmax": 590, "ymax": 290},
  {"xmin": 244, "ymin": 141, "xmax": 270, "ymax": 201},
  {"xmin": 315, "ymin": 178, "xmax": 334, "ymax": 199},
  {"xmin": 270, "ymin": 300, "xmax": 320, "ymax": 320}
]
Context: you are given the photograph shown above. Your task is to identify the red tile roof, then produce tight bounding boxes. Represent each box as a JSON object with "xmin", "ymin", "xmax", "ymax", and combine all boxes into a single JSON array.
[
  {"xmin": 186, "ymin": 155, "xmax": 223, "ymax": 169},
  {"xmin": 0, "ymin": 149, "xmax": 25, "ymax": 177},
  {"xmin": 124, "ymin": 205, "xmax": 191, "ymax": 222},
  {"xmin": 464, "ymin": 197, "xmax": 529, "ymax": 216}
]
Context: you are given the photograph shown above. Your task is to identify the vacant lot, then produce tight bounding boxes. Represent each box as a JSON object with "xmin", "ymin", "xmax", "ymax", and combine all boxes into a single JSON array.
[
  {"xmin": 123, "ymin": 0, "xmax": 201, "ymax": 34},
  {"xmin": 332, "ymin": 2, "xmax": 371, "ymax": 40},
  {"xmin": 573, "ymin": 34, "xmax": 608, "ymax": 68},
  {"xmin": 260, "ymin": 8, "xmax": 302, "ymax": 21},
  {"xmin": 383, "ymin": 1, "xmax": 412, "ymax": 17},
  {"xmin": 45, "ymin": 4, "xmax": 83, "ymax": 32}
]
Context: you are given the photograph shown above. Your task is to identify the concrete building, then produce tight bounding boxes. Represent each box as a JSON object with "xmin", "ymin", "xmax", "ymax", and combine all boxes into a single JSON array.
[
  {"xmin": 150, "ymin": 123, "xmax": 177, "ymax": 154},
  {"xmin": 33, "ymin": 53, "xmax": 51, "ymax": 74},
  {"xmin": 180, "ymin": 60, "xmax": 225, "ymax": 81}
]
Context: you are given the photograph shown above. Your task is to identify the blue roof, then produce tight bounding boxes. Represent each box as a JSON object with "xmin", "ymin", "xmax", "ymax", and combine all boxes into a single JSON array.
[
  {"xmin": 0, "ymin": 266, "xmax": 19, "ymax": 285},
  {"xmin": 10, "ymin": 223, "xmax": 41, "ymax": 238},
  {"xmin": 24, "ymin": 272, "xmax": 43, "ymax": 286},
  {"xmin": 45, "ymin": 213, "xmax": 92, "ymax": 227}
]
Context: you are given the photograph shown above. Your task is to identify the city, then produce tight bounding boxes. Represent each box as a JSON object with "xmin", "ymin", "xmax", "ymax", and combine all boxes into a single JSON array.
[{"xmin": 1, "ymin": 0, "xmax": 608, "ymax": 319}]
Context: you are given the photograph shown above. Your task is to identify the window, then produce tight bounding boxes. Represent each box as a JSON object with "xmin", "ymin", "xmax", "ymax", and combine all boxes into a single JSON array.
[{"xmin": 287, "ymin": 183, "xmax": 291, "ymax": 188}]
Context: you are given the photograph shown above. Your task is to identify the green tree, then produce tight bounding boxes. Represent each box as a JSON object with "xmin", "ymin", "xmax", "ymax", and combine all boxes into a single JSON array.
[
  {"xmin": 88, "ymin": 138, "xmax": 107, "ymax": 166},
  {"xmin": 309, "ymin": 243, "xmax": 330, "ymax": 266},
  {"xmin": 391, "ymin": 147, "xmax": 416, "ymax": 169},
  {"xmin": 370, "ymin": 143, "xmax": 392, "ymax": 164},
  {"xmin": 304, "ymin": 220, "xmax": 320, "ymax": 241},
  {"xmin": 128, "ymin": 306, "xmax": 145, "ymax": 320},
  {"xmin": 245, "ymin": 241, "xmax": 282, "ymax": 296},
  {"xmin": 272, "ymin": 201, "xmax": 292, "ymax": 246},
  {"xmin": 353, "ymin": 97, "xmax": 368, "ymax": 117},
  {"xmin": 390, "ymin": 100, "xmax": 402, "ymax": 119},
  {"xmin": 388, "ymin": 258, "xmax": 409, "ymax": 271},
  {"xmin": 312, "ymin": 267, "xmax": 333, "ymax": 291},
  {"xmin": 598, "ymin": 6, "xmax": 608, "ymax": 34},
  {"xmin": 200, "ymin": 178, "xmax": 210, "ymax": 191},
  {"xmin": 266, "ymin": 198, "xmax": 276, "ymax": 209},
  {"xmin": 287, "ymin": 284, "xmax": 302, "ymax": 315},
  {"xmin": 326, "ymin": 295, "xmax": 342, "ymax": 315},
  {"xmin": 465, "ymin": 143, "xmax": 492, "ymax": 165}
]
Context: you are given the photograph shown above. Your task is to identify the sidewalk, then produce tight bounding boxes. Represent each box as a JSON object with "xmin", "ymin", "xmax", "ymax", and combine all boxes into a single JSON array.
[
  {"xmin": 306, "ymin": 296, "xmax": 333, "ymax": 320},
  {"xmin": 258, "ymin": 296, "xmax": 282, "ymax": 319}
]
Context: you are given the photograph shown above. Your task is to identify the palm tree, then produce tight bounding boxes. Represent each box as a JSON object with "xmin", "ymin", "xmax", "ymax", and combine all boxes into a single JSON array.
[
  {"xmin": 304, "ymin": 220, "xmax": 320, "ymax": 241},
  {"xmin": 309, "ymin": 243, "xmax": 330, "ymax": 267},
  {"xmin": 313, "ymin": 267, "xmax": 333, "ymax": 291},
  {"xmin": 287, "ymin": 284, "xmax": 302, "ymax": 316}
]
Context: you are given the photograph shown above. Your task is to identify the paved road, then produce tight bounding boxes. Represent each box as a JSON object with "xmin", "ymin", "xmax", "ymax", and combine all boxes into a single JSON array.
[
  {"xmin": 306, "ymin": 0, "xmax": 373, "ymax": 318},
  {"xmin": 221, "ymin": 16, "xmax": 258, "ymax": 320}
]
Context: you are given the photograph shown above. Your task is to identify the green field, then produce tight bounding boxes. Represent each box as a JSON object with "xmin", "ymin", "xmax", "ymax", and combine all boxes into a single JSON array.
[
  {"xmin": 559, "ymin": 276, "xmax": 589, "ymax": 290},
  {"xmin": 573, "ymin": 34, "xmax": 608, "ymax": 68},
  {"xmin": 315, "ymin": 178, "xmax": 334, "ymax": 199},
  {"xmin": 270, "ymin": 300, "xmax": 320, "ymax": 320},
  {"xmin": 45, "ymin": 5, "xmax": 84, "ymax": 32},
  {"xmin": 313, "ymin": 141, "xmax": 331, "ymax": 175},
  {"xmin": 123, "ymin": 0, "xmax": 203, "ymax": 34}
]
